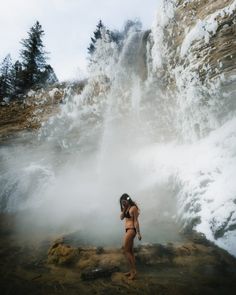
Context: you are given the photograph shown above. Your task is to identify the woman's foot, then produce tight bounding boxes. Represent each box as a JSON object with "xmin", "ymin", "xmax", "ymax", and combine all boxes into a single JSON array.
[
  {"xmin": 124, "ymin": 271, "xmax": 131, "ymax": 276},
  {"xmin": 128, "ymin": 270, "xmax": 137, "ymax": 280}
]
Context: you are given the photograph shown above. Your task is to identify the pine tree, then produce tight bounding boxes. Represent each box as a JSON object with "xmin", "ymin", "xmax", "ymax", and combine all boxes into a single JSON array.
[
  {"xmin": 0, "ymin": 54, "xmax": 13, "ymax": 101},
  {"xmin": 88, "ymin": 20, "xmax": 105, "ymax": 55},
  {"xmin": 109, "ymin": 30, "xmax": 123, "ymax": 44},
  {"xmin": 10, "ymin": 60, "xmax": 23, "ymax": 97},
  {"xmin": 41, "ymin": 64, "xmax": 58, "ymax": 85},
  {"xmin": 20, "ymin": 21, "xmax": 48, "ymax": 90},
  {"xmin": 88, "ymin": 42, "xmax": 96, "ymax": 55},
  {"xmin": 88, "ymin": 21, "xmax": 123, "ymax": 56},
  {"xmin": 1, "ymin": 21, "xmax": 57, "ymax": 101}
]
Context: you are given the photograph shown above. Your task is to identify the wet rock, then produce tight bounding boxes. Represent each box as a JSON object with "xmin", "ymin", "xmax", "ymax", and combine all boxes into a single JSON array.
[
  {"xmin": 81, "ymin": 266, "xmax": 119, "ymax": 280},
  {"xmin": 1, "ymin": 216, "xmax": 236, "ymax": 295},
  {"xmin": 76, "ymin": 248, "xmax": 125, "ymax": 271},
  {"xmin": 186, "ymin": 230, "xmax": 212, "ymax": 246},
  {"xmin": 96, "ymin": 246, "xmax": 104, "ymax": 254},
  {"xmin": 211, "ymin": 211, "xmax": 235, "ymax": 239},
  {"xmin": 135, "ymin": 239, "xmax": 231, "ymax": 268},
  {"xmin": 136, "ymin": 243, "xmax": 175, "ymax": 265},
  {"xmin": 47, "ymin": 238, "xmax": 79, "ymax": 266}
]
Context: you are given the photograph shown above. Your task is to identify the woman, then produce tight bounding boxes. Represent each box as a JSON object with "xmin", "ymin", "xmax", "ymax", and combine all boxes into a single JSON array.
[{"xmin": 120, "ymin": 193, "xmax": 142, "ymax": 280}]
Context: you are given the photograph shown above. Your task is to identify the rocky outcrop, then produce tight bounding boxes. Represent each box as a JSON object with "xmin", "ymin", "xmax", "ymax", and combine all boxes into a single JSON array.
[
  {"xmin": 151, "ymin": 0, "xmax": 236, "ymax": 88},
  {"xmin": 1, "ymin": 225, "xmax": 236, "ymax": 294},
  {"xmin": 47, "ymin": 237, "xmax": 79, "ymax": 266},
  {"xmin": 149, "ymin": 0, "xmax": 236, "ymax": 139},
  {"xmin": 45, "ymin": 232, "xmax": 236, "ymax": 276},
  {"xmin": 0, "ymin": 81, "xmax": 85, "ymax": 141}
]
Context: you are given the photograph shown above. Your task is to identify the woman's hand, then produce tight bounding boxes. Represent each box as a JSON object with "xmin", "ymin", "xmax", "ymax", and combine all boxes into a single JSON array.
[
  {"xmin": 122, "ymin": 206, "xmax": 127, "ymax": 212},
  {"xmin": 137, "ymin": 232, "xmax": 142, "ymax": 241},
  {"xmin": 120, "ymin": 212, "xmax": 124, "ymax": 220}
]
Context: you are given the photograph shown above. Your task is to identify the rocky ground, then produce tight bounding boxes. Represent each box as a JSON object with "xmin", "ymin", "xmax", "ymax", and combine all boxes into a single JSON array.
[{"xmin": 1, "ymin": 214, "xmax": 236, "ymax": 295}]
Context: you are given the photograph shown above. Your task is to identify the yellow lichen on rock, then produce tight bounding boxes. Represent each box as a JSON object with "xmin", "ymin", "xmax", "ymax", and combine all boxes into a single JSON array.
[{"xmin": 47, "ymin": 238, "xmax": 79, "ymax": 266}]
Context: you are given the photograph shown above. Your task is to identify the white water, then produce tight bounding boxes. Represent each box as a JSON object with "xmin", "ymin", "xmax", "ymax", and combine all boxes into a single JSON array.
[{"xmin": 0, "ymin": 0, "xmax": 236, "ymax": 254}]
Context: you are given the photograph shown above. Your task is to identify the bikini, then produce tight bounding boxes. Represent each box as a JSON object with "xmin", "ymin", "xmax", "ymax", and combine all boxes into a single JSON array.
[{"xmin": 124, "ymin": 207, "xmax": 137, "ymax": 233}]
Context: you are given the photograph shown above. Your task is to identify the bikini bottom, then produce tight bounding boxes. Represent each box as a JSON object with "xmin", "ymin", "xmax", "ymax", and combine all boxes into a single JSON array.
[{"xmin": 125, "ymin": 227, "xmax": 136, "ymax": 233}]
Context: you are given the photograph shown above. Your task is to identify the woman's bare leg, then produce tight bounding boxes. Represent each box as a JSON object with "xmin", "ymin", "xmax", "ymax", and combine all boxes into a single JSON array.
[
  {"xmin": 128, "ymin": 242, "xmax": 136, "ymax": 279},
  {"xmin": 123, "ymin": 230, "xmax": 136, "ymax": 278}
]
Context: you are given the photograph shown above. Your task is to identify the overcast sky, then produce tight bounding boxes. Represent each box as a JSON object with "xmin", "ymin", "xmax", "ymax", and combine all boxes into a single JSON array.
[{"xmin": 0, "ymin": 0, "xmax": 161, "ymax": 81}]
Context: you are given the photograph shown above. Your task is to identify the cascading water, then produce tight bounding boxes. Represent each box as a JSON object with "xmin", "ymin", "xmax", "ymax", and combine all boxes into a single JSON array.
[{"xmin": 0, "ymin": 0, "xmax": 236, "ymax": 254}]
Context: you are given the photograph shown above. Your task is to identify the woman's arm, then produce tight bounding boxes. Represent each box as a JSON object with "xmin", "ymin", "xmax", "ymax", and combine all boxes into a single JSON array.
[
  {"xmin": 120, "ymin": 206, "xmax": 126, "ymax": 220},
  {"xmin": 131, "ymin": 207, "xmax": 142, "ymax": 240}
]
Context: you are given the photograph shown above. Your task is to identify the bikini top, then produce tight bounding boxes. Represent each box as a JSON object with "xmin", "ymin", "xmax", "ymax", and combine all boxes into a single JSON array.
[
  {"xmin": 124, "ymin": 206, "xmax": 136, "ymax": 218},
  {"xmin": 124, "ymin": 207, "xmax": 132, "ymax": 218}
]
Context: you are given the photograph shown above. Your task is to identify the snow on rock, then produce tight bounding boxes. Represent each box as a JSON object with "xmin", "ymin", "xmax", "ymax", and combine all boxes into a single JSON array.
[
  {"xmin": 48, "ymin": 88, "xmax": 59, "ymax": 98},
  {"xmin": 147, "ymin": 0, "xmax": 236, "ymax": 255},
  {"xmin": 181, "ymin": 1, "xmax": 236, "ymax": 57},
  {"xmin": 133, "ymin": 117, "xmax": 236, "ymax": 256}
]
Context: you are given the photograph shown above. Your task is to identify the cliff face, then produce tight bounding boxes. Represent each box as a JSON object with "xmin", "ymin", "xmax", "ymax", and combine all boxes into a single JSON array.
[
  {"xmin": 156, "ymin": 0, "xmax": 235, "ymax": 81},
  {"xmin": 148, "ymin": 0, "xmax": 236, "ymax": 255},
  {"xmin": 149, "ymin": 0, "xmax": 236, "ymax": 140},
  {"xmin": 0, "ymin": 82, "xmax": 85, "ymax": 142}
]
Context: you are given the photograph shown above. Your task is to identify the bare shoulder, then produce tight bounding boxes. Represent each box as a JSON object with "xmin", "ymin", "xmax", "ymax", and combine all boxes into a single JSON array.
[{"xmin": 130, "ymin": 206, "xmax": 139, "ymax": 215}]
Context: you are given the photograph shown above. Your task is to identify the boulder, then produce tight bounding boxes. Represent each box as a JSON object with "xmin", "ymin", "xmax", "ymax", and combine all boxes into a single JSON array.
[{"xmin": 47, "ymin": 238, "xmax": 79, "ymax": 266}]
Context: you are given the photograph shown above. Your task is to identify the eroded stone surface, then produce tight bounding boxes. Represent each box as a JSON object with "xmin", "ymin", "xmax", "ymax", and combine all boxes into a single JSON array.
[{"xmin": 0, "ymin": 222, "xmax": 236, "ymax": 295}]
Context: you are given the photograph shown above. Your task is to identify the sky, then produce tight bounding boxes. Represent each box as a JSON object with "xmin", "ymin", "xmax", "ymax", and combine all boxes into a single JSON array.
[{"xmin": 0, "ymin": 0, "xmax": 161, "ymax": 81}]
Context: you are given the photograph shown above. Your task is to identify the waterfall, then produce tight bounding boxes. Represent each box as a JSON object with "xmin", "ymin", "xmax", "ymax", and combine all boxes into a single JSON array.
[{"xmin": 0, "ymin": 0, "xmax": 236, "ymax": 254}]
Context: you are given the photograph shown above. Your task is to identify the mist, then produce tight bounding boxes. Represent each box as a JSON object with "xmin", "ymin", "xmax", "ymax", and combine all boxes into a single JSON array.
[{"xmin": 1, "ymin": 1, "xmax": 235, "ymax": 257}]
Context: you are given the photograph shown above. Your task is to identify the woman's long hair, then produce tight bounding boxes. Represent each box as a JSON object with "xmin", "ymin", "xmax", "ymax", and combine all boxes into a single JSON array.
[{"xmin": 119, "ymin": 193, "xmax": 140, "ymax": 213}]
